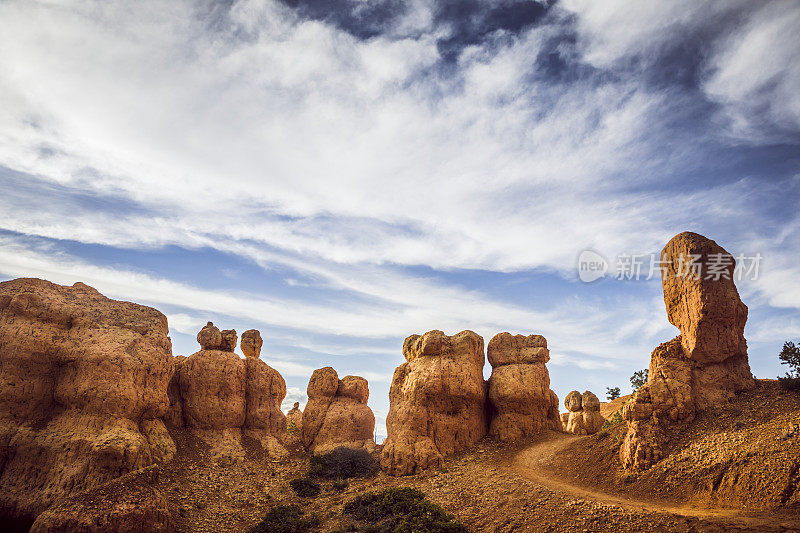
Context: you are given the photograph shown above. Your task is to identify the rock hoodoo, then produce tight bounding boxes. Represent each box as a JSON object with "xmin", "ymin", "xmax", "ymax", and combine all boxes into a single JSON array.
[
  {"xmin": 621, "ymin": 232, "xmax": 755, "ymax": 470},
  {"xmin": 0, "ymin": 278, "xmax": 175, "ymax": 521},
  {"xmin": 487, "ymin": 333, "xmax": 561, "ymax": 441},
  {"xmin": 168, "ymin": 324, "xmax": 288, "ymax": 463},
  {"xmin": 562, "ymin": 390, "xmax": 603, "ymax": 435},
  {"xmin": 241, "ymin": 329, "xmax": 263, "ymax": 358},
  {"xmin": 381, "ymin": 330, "xmax": 487, "ymax": 476},
  {"xmin": 302, "ymin": 367, "xmax": 375, "ymax": 455},
  {"xmin": 287, "ymin": 402, "xmax": 303, "ymax": 434}
]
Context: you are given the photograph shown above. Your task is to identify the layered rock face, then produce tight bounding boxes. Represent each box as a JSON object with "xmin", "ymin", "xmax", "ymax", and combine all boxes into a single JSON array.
[
  {"xmin": 302, "ymin": 367, "xmax": 375, "ymax": 455},
  {"xmin": 562, "ymin": 391, "xmax": 603, "ymax": 435},
  {"xmin": 0, "ymin": 278, "xmax": 175, "ymax": 520},
  {"xmin": 621, "ymin": 232, "xmax": 755, "ymax": 470},
  {"xmin": 381, "ymin": 330, "xmax": 487, "ymax": 475},
  {"xmin": 168, "ymin": 323, "xmax": 287, "ymax": 462},
  {"xmin": 487, "ymin": 333, "xmax": 561, "ymax": 440}
]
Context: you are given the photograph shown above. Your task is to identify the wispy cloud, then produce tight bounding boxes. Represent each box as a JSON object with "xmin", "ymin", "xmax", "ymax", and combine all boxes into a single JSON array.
[{"xmin": 0, "ymin": 0, "xmax": 798, "ymax": 424}]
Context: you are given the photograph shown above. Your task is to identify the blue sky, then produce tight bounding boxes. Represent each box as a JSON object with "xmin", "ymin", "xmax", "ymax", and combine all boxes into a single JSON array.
[{"xmin": 1, "ymin": 0, "xmax": 799, "ymax": 437}]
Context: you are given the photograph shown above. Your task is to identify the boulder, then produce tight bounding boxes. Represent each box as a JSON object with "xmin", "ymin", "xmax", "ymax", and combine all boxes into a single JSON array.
[
  {"xmin": 487, "ymin": 333, "xmax": 556, "ymax": 440},
  {"xmin": 0, "ymin": 278, "xmax": 175, "ymax": 521},
  {"xmin": 621, "ymin": 232, "xmax": 755, "ymax": 470},
  {"xmin": 241, "ymin": 329, "xmax": 263, "ymax": 358},
  {"xmin": 381, "ymin": 330, "xmax": 486, "ymax": 475},
  {"xmin": 169, "ymin": 326, "xmax": 288, "ymax": 462},
  {"xmin": 302, "ymin": 368, "xmax": 375, "ymax": 454}
]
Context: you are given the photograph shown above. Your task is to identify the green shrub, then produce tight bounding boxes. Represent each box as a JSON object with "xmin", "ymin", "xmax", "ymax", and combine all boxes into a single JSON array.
[
  {"xmin": 343, "ymin": 487, "xmax": 467, "ymax": 533},
  {"xmin": 290, "ymin": 477, "xmax": 321, "ymax": 498},
  {"xmin": 601, "ymin": 408, "xmax": 625, "ymax": 429},
  {"xmin": 248, "ymin": 504, "xmax": 319, "ymax": 533},
  {"xmin": 309, "ymin": 447, "xmax": 380, "ymax": 479},
  {"xmin": 606, "ymin": 386, "xmax": 621, "ymax": 400}
]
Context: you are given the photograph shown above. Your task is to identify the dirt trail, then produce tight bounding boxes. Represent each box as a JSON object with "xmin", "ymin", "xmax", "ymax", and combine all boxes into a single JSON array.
[{"xmin": 509, "ymin": 431, "xmax": 800, "ymax": 531}]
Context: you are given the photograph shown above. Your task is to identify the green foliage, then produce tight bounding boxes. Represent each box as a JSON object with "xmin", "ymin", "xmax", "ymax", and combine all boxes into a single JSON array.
[
  {"xmin": 308, "ymin": 447, "xmax": 380, "ymax": 480},
  {"xmin": 290, "ymin": 477, "xmax": 321, "ymax": 498},
  {"xmin": 779, "ymin": 341, "xmax": 800, "ymax": 390},
  {"xmin": 630, "ymin": 369, "xmax": 648, "ymax": 391},
  {"xmin": 606, "ymin": 386, "xmax": 621, "ymax": 401},
  {"xmin": 247, "ymin": 504, "xmax": 319, "ymax": 533},
  {"xmin": 601, "ymin": 405, "xmax": 625, "ymax": 430},
  {"xmin": 343, "ymin": 487, "xmax": 467, "ymax": 533}
]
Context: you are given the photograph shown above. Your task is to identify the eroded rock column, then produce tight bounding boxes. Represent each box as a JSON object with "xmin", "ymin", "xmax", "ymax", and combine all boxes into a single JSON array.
[
  {"xmin": 621, "ymin": 232, "xmax": 755, "ymax": 470},
  {"xmin": 381, "ymin": 330, "xmax": 486, "ymax": 475}
]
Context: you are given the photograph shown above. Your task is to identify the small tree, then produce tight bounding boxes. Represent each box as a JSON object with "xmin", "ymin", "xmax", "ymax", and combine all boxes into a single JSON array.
[
  {"xmin": 778, "ymin": 341, "xmax": 800, "ymax": 390},
  {"xmin": 606, "ymin": 387, "xmax": 621, "ymax": 401},
  {"xmin": 630, "ymin": 369, "xmax": 648, "ymax": 391}
]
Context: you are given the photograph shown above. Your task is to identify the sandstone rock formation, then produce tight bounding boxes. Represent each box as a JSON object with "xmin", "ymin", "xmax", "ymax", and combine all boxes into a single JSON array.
[
  {"xmin": 546, "ymin": 389, "xmax": 562, "ymax": 431},
  {"xmin": 381, "ymin": 330, "xmax": 486, "ymax": 475},
  {"xmin": 29, "ymin": 465, "xmax": 173, "ymax": 533},
  {"xmin": 241, "ymin": 329, "xmax": 263, "ymax": 358},
  {"xmin": 0, "ymin": 278, "xmax": 175, "ymax": 521},
  {"xmin": 220, "ymin": 329, "xmax": 237, "ymax": 352},
  {"xmin": 287, "ymin": 402, "xmax": 303, "ymax": 433},
  {"xmin": 487, "ymin": 333, "xmax": 561, "ymax": 440},
  {"xmin": 302, "ymin": 367, "xmax": 375, "ymax": 455},
  {"xmin": 562, "ymin": 390, "xmax": 603, "ymax": 435},
  {"xmin": 168, "ymin": 324, "xmax": 288, "ymax": 463},
  {"xmin": 621, "ymin": 232, "xmax": 755, "ymax": 470},
  {"xmin": 581, "ymin": 391, "xmax": 604, "ymax": 434}
]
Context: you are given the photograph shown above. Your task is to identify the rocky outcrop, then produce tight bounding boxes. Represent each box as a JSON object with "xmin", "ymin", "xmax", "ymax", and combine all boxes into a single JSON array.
[
  {"xmin": 287, "ymin": 402, "xmax": 303, "ymax": 434},
  {"xmin": 168, "ymin": 324, "xmax": 288, "ymax": 463},
  {"xmin": 29, "ymin": 466, "xmax": 173, "ymax": 533},
  {"xmin": 381, "ymin": 330, "xmax": 486, "ymax": 476},
  {"xmin": 621, "ymin": 232, "xmax": 755, "ymax": 470},
  {"xmin": 0, "ymin": 278, "xmax": 175, "ymax": 521},
  {"xmin": 302, "ymin": 367, "xmax": 375, "ymax": 455},
  {"xmin": 562, "ymin": 390, "xmax": 603, "ymax": 435},
  {"xmin": 487, "ymin": 333, "xmax": 561, "ymax": 440}
]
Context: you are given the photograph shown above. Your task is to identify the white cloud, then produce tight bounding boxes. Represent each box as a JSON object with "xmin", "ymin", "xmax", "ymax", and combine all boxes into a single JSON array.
[
  {"xmin": 703, "ymin": 0, "xmax": 800, "ymax": 140},
  {"xmin": 281, "ymin": 386, "xmax": 307, "ymax": 413},
  {"xmin": 0, "ymin": 0, "xmax": 798, "ymax": 405},
  {"xmin": 165, "ymin": 312, "xmax": 205, "ymax": 335}
]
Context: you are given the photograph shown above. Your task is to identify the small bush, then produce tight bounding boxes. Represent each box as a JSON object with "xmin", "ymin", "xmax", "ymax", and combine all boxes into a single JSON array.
[
  {"xmin": 343, "ymin": 487, "xmax": 467, "ymax": 533},
  {"xmin": 332, "ymin": 478, "xmax": 349, "ymax": 492},
  {"xmin": 309, "ymin": 447, "xmax": 380, "ymax": 479},
  {"xmin": 290, "ymin": 477, "xmax": 321, "ymax": 498},
  {"xmin": 601, "ymin": 409, "xmax": 624, "ymax": 429},
  {"xmin": 248, "ymin": 504, "xmax": 319, "ymax": 533}
]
